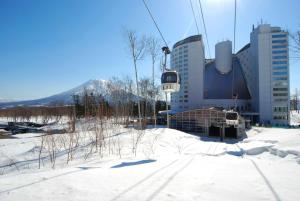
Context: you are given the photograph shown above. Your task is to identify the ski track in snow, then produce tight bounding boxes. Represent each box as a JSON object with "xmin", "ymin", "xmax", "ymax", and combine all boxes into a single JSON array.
[{"xmin": 0, "ymin": 126, "xmax": 300, "ymax": 201}]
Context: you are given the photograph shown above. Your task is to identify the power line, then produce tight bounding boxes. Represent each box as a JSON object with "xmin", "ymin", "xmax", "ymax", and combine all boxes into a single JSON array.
[
  {"xmin": 197, "ymin": 0, "xmax": 211, "ymax": 58},
  {"xmin": 141, "ymin": 0, "xmax": 169, "ymax": 48},
  {"xmin": 189, "ymin": 0, "xmax": 200, "ymax": 35}
]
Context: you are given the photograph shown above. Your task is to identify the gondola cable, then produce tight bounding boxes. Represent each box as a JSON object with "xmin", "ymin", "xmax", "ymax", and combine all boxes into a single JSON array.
[
  {"xmin": 231, "ymin": 0, "xmax": 237, "ymax": 109},
  {"xmin": 189, "ymin": 0, "xmax": 200, "ymax": 36},
  {"xmin": 141, "ymin": 0, "xmax": 169, "ymax": 48},
  {"xmin": 141, "ymin": 0, "xmax": 180, "ymax": 128},
  {"xmin": 197, "ymin": 0, "xmax": 212, "ymax": 59}
]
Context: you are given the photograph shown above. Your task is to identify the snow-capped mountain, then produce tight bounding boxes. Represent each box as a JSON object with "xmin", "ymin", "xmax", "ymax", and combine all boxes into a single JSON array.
[
  {"xmin": 0, "ymin": 98, "xmax": 17, "ymax": 103},
  {"xmin": 0, "ymin": 80, "xmax": 108, "ymax": 108}
]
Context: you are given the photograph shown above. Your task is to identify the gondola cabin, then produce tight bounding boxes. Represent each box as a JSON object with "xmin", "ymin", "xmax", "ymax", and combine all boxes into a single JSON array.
[
  {"xmin": 161, "ymin": 71, "xmax": 180, "ymax": 92},
  {"xmin": 225, "ymin": 111, "xmax": 239, "ymax": 126}
]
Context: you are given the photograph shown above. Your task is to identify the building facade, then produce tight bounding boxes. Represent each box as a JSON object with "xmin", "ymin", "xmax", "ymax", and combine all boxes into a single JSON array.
[
  {"xmin": 170, "ymin": 24, "xmax": 290, "ymax": 126},
  {"xmin": 170, "ymin": 35, "xmax": 205, "ymax": 111},
  {"xmin": 250, "ymin": 24, "xmax": 290, "ymax": 125}
]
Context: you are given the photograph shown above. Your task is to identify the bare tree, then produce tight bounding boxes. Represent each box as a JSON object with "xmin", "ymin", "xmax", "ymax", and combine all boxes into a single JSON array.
[
  {"xmin": 147, "ymin": 36, "xmax": 161, "ymax": 127},
  {"xmin": 290, "ymin": 30, "xmax": 300, "ymax": 57},
  {"xmin": 139, "ymin": 77, "xmax": 152, "ymax": 118},
  {"xmin": 124, "ymin": 29, "xmax": 146, "ymax": 129}
]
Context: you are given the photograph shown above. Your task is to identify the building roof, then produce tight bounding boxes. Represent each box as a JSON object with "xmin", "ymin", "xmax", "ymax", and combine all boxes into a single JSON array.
[
  {"xmin": 236, "ymin": 43, "xmax": 250, "ymax": 54},
  {"xmin": 204, "ymin": 57, "xmax": 251, "ymax": 100},
  {"xmin": 173, "ymin": 35, "xmax": 202, "ymax": 49}
]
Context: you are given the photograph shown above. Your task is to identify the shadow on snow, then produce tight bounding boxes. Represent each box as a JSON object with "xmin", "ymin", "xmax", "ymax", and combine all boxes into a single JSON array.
[{"xmin": 111, "ymin": 159, "xmax": 156, "ymax": 168}]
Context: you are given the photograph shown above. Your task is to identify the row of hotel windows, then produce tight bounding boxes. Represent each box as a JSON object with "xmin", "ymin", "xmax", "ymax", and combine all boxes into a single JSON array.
[
  {"xmin": 272, "ymin": 39, "xmax": 287, "ymax": 44},
  {"xmin": 273, "ymin": 71, "xmax": 287, "ymax": 76},
  {"xmin": 273, "ymin": 55, "xmax": 287, "ymax": 59},
  {"xmin": 172, "ymin": 54, "xmax": 188, "ymax": 61},
  {"xmin": 272, "ymin": 50, "xmax": 287, "ymax": 54},
  {"xmin": 272, "ymin": 45, "xmax": 286, "ymax": 49},
  {"xmin": 274, "ymin": 98, "xmax": 288, "ymax": 102},
  {"xmin": 274, "ymin": 81, "xmax": 288, "ymax": 87},
  {"xmin": 273, "ymin": 66, "xmax": 287, "ymax": 70},
  {"xmin": 272, "ymin": 34, "xmax": 286, "ymax": 38},
  {"xmin": 273, "ymin": 93, "xmax": 288, "ymax": 96},
  {"xmin": 173, "ymin": 58, "xmax": 188, "ymax": 64},
  {"xmin": 173, "ymin": 46, "xmax": 188, "ymax": 57},
  {"xmin": 273, "ymin": 115, "xmax": 288, "ymax": 120},
  {"xmin": 171, "ymin": 99, "xmax": 188, "ymax": 103},
  {"xmin": 179, "ymin": 106, "xmax": 189, "ymax": 109},
  {"xmin": 273, "ymin": 88, "xmax": 288, "ymax": 91},
  {"xmin": 273, "ymin": 77, "xmax": 287, "ymax": 81},
  {"xmin": 272, "ymin": 60, "xmax": 287, "ymax": 65},
  {"xmin": 174, "ymin": 45, "xmax": 188, "ymax": 51},
  {"xmin": 273, "ymin": 107, "xmax": 288, "ymax": 112},
  {"xmin": 173, "ymin": 50, "xmax": 188, "ymax": 57}
]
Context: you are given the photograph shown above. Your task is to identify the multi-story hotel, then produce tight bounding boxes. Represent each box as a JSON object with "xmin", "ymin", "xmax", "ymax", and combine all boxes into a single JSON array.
[{"xmin": 170, "ymin": 24, "xmax": 290, "ymax": 126}]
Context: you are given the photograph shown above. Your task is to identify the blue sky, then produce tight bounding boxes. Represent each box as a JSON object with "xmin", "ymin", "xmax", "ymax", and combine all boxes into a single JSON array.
[{"xmin": 0, "ymin": 0, "xmax": 299, "ymax": 100}]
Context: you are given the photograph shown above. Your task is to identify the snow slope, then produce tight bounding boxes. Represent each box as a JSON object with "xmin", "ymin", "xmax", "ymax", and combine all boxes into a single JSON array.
[{"xmin": 0, "ymin": 126, "xmax": 300, "ymax": 201}]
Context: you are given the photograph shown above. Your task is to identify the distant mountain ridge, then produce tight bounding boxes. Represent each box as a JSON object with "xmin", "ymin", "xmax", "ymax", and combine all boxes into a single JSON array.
[
  {"xmin": 0, "ymin": 80, "xmax": 108, "ymax": 108},
  {"xmin": 0, "ymin": 98, "xmax": 17, "ymax": 103}
]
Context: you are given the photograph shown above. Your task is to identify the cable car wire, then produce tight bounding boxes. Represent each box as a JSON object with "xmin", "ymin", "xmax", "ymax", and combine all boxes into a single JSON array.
[
  {"xmin": 197, "ymin": 0, "xmax": 211, "ymax": 58},
  {"xmin": 233, "ymin": 0, "xmax": 237, "ymax": 53},
  {"xmin": 231, "ymin": 0, "xmax": 237, "ymax": 106},
  {"xmin": 141, "ymin": 0, "xmax": 169, "ymax": 48},
  {"xmin": 189, "ymin": 0, "xmax": 200, "ymax": 35}
]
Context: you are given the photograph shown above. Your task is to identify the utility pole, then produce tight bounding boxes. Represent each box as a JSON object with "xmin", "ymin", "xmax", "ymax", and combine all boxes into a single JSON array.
[
  {"xmin": 296, "ymin": 88, "xmax": 299, "ymax": 113},
  {"xmin": 166, "ymin": 92, "xmax": 169, "ymax": 128}
]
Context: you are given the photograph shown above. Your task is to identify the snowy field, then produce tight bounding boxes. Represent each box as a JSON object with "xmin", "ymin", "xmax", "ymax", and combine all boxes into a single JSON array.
[
  {"xmin": 0, "ymin": 120, "xmax": 300, "ymax": 201},
  {"xmin": 291, "ymin": 110, "xmax": 300, "ymax": 126}
]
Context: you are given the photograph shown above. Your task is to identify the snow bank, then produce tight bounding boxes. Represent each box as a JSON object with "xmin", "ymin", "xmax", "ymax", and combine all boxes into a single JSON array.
[{"xmin": 237, "ymin": 127, "xmax": 300, "ymax": 163}]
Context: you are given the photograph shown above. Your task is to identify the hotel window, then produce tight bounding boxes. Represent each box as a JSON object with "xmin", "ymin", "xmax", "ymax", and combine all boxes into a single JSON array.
[
  {"xmin": 273, "ymin": 61, "xmax": 287, "ymax": 65},
  {"xmin": 273, "ymin": 107, "xmax": 288, "ymax": 112},
  {"xmin": 272, "ymin": 39, "xmax": 287, "ymax": 44},
  {"xmin": 273, "ymin": 115, "xmax": 287, "ymax": 120},
  {"xmin": 273, "ymin": 77, "xmax": 287, "ymax": 81},
  {"xmin": 273, "ymin": 55, "xmax": 287, "ymax": 59},
  {"xmin": 273, "ymin": 93, "xmax": 288, "ymax": 96},
  {"xmin": 273, "ymin": 88, "xmax": 288, "ymax": 91},
  {"xmin": 273, "ymin": 72, "xmax": 287, "ymax": 76},
  {"xmin": 272, "ymin": 45, "xmax": 286, "ymax": 49},
  {"xmin": 272, "ymin": 50, "xmax": 287, "ymax": 54},
  {"xmin": 272, "ymin": 34, "xmax": 286, "ymax": 38},
  {"xmin": 274, "ymin": 98, "xmax": 288, "ymax": 102},
  {"xmin": 274, "ymin": 81, "xmax": 288, "ymax": 87},
  {"xmin": 273, "ymin": 66, "xmax": 287, "ymax": 70}
]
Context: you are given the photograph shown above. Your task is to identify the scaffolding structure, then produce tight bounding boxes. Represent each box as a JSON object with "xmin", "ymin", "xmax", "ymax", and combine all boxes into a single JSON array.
[{"xmin": 170, "ymin": 108, "xmax": 245, "ymax": 138}]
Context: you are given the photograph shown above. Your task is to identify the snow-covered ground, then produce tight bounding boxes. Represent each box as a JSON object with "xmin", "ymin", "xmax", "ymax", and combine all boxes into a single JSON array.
[
  {"xmin": 291, "ymin": 110, "xmax": 300, "ymax": 126},
  {"xmin": 0, "ymin": 123, "xmax": 299, "ymax": 201}
]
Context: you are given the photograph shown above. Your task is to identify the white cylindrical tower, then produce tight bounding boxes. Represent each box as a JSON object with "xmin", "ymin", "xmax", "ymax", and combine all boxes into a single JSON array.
[{"xmin": 215, "ymin": 40, "xmax": 232, "ymax": 74}]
